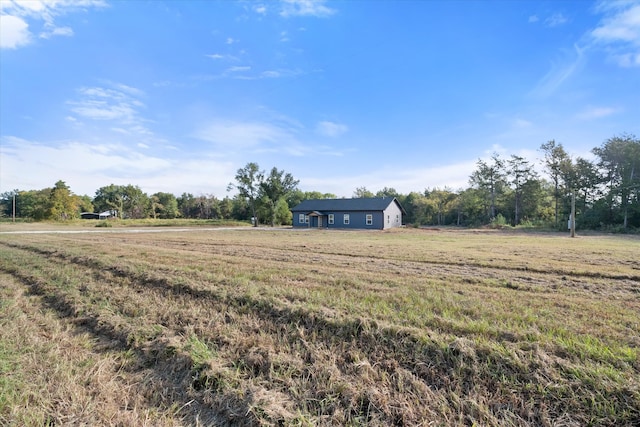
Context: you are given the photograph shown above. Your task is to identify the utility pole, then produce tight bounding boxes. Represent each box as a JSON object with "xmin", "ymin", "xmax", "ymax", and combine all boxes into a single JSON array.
[
  {"xmin": 570, "ymin": 190, "xmax": 576, "ymax": 238},
  {"xmin": 12, "ymin": 193, "xmax": 16, "ymax": 223}
]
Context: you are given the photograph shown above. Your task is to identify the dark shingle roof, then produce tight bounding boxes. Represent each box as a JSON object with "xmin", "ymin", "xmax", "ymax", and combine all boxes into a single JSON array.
[{"xmin": 291, "ymin": 197, "xmax": 405, "ymax": 213}]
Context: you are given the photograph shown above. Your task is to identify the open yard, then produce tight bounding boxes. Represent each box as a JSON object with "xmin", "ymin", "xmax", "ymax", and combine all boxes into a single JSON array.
[{"xmin": 1, "ymin": 226, "xmax": 638, "ymax": 426}]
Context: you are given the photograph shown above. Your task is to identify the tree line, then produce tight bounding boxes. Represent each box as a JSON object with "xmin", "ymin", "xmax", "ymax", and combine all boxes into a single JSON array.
[{"xmin": 1, "ymin": 134, "xmax": 638, "ymax": 231}]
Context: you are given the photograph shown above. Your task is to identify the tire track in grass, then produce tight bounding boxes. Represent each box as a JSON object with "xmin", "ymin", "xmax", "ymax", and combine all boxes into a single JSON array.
[
  {"xmin": 0, "ymin": 244, "xmax": 238, "ymax": 426},
  {"xmin": 4, "ymin": 241, "xmax": 639, "ymax": 426}
]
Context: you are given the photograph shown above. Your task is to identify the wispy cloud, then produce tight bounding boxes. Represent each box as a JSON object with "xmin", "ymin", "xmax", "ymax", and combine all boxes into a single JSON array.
[
  {"xmin": 0, "ymin": 0, "xmax": 107, "ymax": 49},
  {"xmin": 316, "ymin": 120, "xmax": 348, "ymax": 137},
  {"xmin": 591, "ymin": 1, "xmax": 640, "ymax": 67},
  {"xmin": 545, "ymin": 13, "xmax": 568, "ymax": 27},
  {"xmin": 0, "ymin": 136, "xmax": 235, "ymax": 196},
  {"xmin": 575, "ymin": 106, "xmax": 620, "ymax": 120},
  {"xmin": 193, "ymin": 120, "xmax": 295, "ymax": 151},
  {"xmin": 206, "ymin": 53, "xmax": 240, "ymax": 62},
  {"xmin": 198, "ymin": 67, "xmax": 303, "ymax": 80},
  {"xmin": 40, "ymin": 25, "xmax": 73, "ymax": 39},
  {"xmin": 513, "ymin": 118, "xmax": 533, "ymax": 128},
  {"xmin": 66, "ymin": 83, "xmax": 152, "ymax": 137},
  {"xmin": 279, "ymin": 0, "xmax": 336, "ymax": 18},
  {"xmin": 530, "ymin": 44, "xmax": 586, "ymax": 98},
  {"xmin": 227, "ymin": 65, "xmax": 251, "ymax": 72}
]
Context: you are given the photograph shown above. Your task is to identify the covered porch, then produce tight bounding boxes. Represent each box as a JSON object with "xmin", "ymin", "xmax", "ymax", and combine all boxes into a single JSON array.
[{"xmin": 306, "ymin": 211, "xmax": 327, "ymax": 228}]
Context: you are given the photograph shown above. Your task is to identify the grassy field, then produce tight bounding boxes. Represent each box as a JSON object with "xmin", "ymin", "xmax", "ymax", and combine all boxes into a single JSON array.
[{"xmin": 0, "ymin": 226, "xmax": 638, "ymax": 426}]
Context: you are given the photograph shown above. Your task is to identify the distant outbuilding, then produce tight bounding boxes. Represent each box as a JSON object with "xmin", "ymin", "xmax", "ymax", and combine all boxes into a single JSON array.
[
  {"xmin": 291, "ymin": 197, "xmax": 405, "ymax": 229},
  {"xmin": 80, "ymin": 210, "xmax": 116, "ymax": 220}
]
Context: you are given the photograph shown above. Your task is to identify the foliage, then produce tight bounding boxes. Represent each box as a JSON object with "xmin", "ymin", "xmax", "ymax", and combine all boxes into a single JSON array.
[
  {"xmin": 260, "ymin": 167, "xmax": 299, "ymax": 226},
  {"xmin": 150, "ymin": 192, "xmax": 179, "ymax": 219},
  {"xmin": 228, "ymin": 162, "xmax": 263, "ymax": 226},
  {"xmin": 3, "ymin": 133, "xmax": 639, "ymax": 231},
  {"xmin": 229, "ymin": 162, "xmax": 299, "ymax": 226}
]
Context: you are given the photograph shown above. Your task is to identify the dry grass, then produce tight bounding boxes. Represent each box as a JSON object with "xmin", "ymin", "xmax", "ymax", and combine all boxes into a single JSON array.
[{"xmin": 0, "ymin": 227, "xmax": 638, "ymax": 426}]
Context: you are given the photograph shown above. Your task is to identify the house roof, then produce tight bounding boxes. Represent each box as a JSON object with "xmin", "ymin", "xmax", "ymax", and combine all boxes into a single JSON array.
[{"xmin": 291, "ymin": 197, "xmax": 406, "ymax": 214}]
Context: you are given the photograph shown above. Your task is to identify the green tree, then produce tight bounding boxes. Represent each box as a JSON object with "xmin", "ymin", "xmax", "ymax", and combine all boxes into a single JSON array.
[
  {"xmin": 0, "ymin": 189, "xmax": 19, "ymax": 219},
  {"xmin": 219, "ymin": 196, "xmax": 234, "ymax": 219},
  {"xmin": 455, "ymin": 188, "xmax": 485, "ymax": 226},
  {"xmin": 425, "ymin": 187, "xmax": 457, "ymax": 225},
  {"xmin": 76, "ymin": 194, "xmax": 94, "ymax": 214},
  {"xmin": 94, "ymin": 184, "xmax": 125, "ymax": 218},
  {"xmin": 260, "ymin": 167, "xmax": 299, "ymax": 226},
  {"xmin": 402, "ymin": 191, "xmax": 429, "ymax": 225},
  {"xmin": 287, "ymin": 190, "xmax": 337, "ymax": 210},
  {"xmin": 540, "ymin": 140, "xmax": 572, "ymax": 227},
  {"xmin": 592, "ymin": 134, "xmax": 640, "ymax": 229},
  {"xmin": 15, "ymin": 189, "xmax": 50, "ymax": 220},
  {"xmin": 506, "ymin": 155, "xmax": 538, "ymax": 225},
  {"xmin": 151, "ymin": 192, "xmax": 179, "ymax": 219},
  {"xmin": 121, "ymin": 185, "xmax": 149, "ymax": 219},
  {"xmin": 229, "ymin": 162, "xmax": 264, "ymax": 226},
  {"xmin": 375, "ymin": 187, "xmax": 400, "ymax": 198},
  {"xmin": 47, "ymin": 180, "xmax": 78, "ymax": 221},
  {"xmin": 93, "ymin": 184, "xmax": 149, "ymax": 219},
  {"xmin": 469, "ymin": 154, "xmax": 506, "ymax": 222},
  {"xmin": 353, "ymin": 187, "xmax": 375, "ymax": 198},
  {"xmin": 274, "ymin": 197, "xmax": 292, "ymax": 225}
]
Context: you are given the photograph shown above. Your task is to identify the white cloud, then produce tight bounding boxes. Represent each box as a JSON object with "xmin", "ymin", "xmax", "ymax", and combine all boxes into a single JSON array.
[
  {"xmin": 200, "ymin": 67, "xmax": 303, "ymax": 80},
  {"xmin": 227, "ymin": 65, "xmax": 251, "ymax": 72},
  {"xmin": 194, "ymin": 120, "xmax": 291, "ymax": 150},
  {"xmin": 67, "ymin": 83, "xmax": 153, "ymax": 137},
  {"xmin": 0, "ymin": 136, "xmax": 235, "ymax": 197},
  {"xmin": 0, "ymin": 0, "xmax": 106, "ymax": 49},
  {"xmin": 279, "ymin": 0, "xmax": 336, "ymax": 18},
  {"xmin": 253, "ymin": 4, "xmax": 267, "ymax": 15},
  {"xmin": 513, "ymin": 118, "xmax": 533, "ymax": 128},
  {"xmin": 206, "ymin": 53, "xmax": 240, "ymax": 62},
  {"xmin": 575, "ymin": 106, "xmax": 619, "ymax": 120},
  {"xmin": 591, "ymin": 2, "xmax": 640, "ymax": 67},
  {"xmin": 545, "ymin": 13, "xmax": 568, "ymax": 27},
  {"xmin": 592, "ymin": 3, "xmax": 640, "ymax": 42},
  {"xmin": 530, "ymin": 44, "xmax": 586, "ymax": 98},
  {"xmin": 528, "ymin": 15, "xmax": 539, "ymax": 23},
  {"xmin": 316, "ymin": 120, "xmax": 348, "ymax": 137},
  {"xmin": 40, "ymin": 25, "xmax": 73, "ymax": 39},
  {"xmin": 0, "ymin": 14, "xmax": 31, "ymax": 48}
]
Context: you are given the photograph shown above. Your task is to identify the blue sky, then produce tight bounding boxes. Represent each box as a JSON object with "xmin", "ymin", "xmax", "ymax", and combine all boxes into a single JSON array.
[{"xmin": 1, "ymin": 0, "xmax": 639, "ymax": 198}]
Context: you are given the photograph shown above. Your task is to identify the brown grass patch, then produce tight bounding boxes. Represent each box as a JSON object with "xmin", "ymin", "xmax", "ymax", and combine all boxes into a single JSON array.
[{"xmin": 1, "ymin": 228, "xmax": 638, "ymax": 426}]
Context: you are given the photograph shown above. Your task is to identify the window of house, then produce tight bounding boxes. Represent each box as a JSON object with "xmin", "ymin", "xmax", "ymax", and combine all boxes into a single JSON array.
[
  {"xmin": 387, "ymin": 215, "xmax": 390, "ymax": 223},
  {"xmin": 366, "ymin": 214, "xmax": 373, "ymax": 225},
  {"xmin": 299, "ymin": 213, "xmax": 305, "ymax": 224},
  {"xmin": 344, "ymin": 214, "xmax": 350, "ymax": 225},
  {"xmin": 328, "ymin": 214, "xmax": 334, "ymax": 224}
]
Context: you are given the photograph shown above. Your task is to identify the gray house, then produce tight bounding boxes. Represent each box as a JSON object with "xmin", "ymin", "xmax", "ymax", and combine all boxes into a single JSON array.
[{"xmin": 291, "ymin": 197, "xmax": 405, "ymax": 230}]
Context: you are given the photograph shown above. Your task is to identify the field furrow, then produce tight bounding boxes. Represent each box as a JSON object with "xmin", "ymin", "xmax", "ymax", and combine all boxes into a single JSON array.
[{"xmin": 1, "ymin": 229, "xmax": 638, "ymax": 426}]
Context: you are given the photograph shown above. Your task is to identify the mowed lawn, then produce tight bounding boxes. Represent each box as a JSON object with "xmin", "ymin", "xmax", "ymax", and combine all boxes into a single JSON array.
[{"xmin": 1, "ymin": 226, "xmax": 638, "ymax": 426}]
